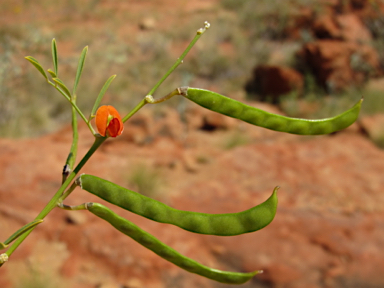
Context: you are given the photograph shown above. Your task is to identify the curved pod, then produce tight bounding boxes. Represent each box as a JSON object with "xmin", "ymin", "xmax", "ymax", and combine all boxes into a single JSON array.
[
  {"xmin": 78, "ymin": 174, "xmax": 278, "ymax": 236},
  {"xmin": 182, "ymin": 88, "xmax": 362, "ymax": 135},
  {"xmin": 87, "ymin": 202, "xmax": 261, "ymax": 284}
]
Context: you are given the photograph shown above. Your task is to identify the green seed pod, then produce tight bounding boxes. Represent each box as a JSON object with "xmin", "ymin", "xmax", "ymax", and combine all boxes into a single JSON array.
[
  {"xmin": 86, "ymin": 202, "xmax": 262, "ymax": 284},
  {"xmin": 77, "ymin": 174, "xmax": 278, "ymax": 236},
  {"xmin": 180, "ymin": 87, "xmax": 362, "ymax": 135}
]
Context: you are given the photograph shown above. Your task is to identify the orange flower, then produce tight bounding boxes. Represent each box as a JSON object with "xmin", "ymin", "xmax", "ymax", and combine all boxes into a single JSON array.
[{"xmin": 95, "ymin": 105, "xmax": 124, "ymax": 137}]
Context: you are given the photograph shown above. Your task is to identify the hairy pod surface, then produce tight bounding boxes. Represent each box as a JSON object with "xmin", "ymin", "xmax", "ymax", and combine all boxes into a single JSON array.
[
  {"xmin": 182, "ymin": 88, "xmax": 362, "ymax": 135},
  {"xmin": 87, "ymin": 202, "xmax": 261, "ymax": 284},
  {"xmin": 78, "ymin": 174, "xmax": 278, "ymax": 236}
]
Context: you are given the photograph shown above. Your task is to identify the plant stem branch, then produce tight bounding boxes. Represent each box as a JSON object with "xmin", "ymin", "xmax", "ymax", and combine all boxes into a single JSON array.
[
  {"xmin": 145, "ymin": 87, "xmax": 184, "ymax": 104},
  {"xmin": 1, "ymin": 22, "xmax": 211, "ymax": 265},
  {"xmin": 146, "ymin": 21, "xmax": 210, "ymax": 97},
  {"xmin": 48, "ymin": 80, "xmax": 96, "ymax": 134},
  {"xmin": 4, "ymin": 136, "xmax": 105, "ymax": 259},
  {"xmin": 122, "ymin": 99, "xmax": 147, "ymax": 123},
  {"xmin": 3, "ymin": 95, "xmax": 149, "ymax": 261}
]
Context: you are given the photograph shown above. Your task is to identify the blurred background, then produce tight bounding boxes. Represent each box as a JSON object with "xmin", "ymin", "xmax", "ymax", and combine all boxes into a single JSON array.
[{"xmin": 0, "ymin": 0, "xmax": 384, "ymax": 287}]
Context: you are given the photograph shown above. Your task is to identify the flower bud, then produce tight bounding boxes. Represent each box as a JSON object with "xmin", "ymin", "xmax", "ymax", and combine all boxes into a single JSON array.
[{"xmin": 95, "ymin": 105, "xmax": 123, "ymax": 137}]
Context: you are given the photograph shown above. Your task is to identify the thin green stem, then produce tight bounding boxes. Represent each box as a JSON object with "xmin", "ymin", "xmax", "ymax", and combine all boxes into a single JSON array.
[
  {"xmin": 58, "ymin": 181, "xmax": 78, "ymax": 201},
  {"xmin": 57, "ymin": 203, "xmax": 87, "ymax": 210},
  {"xmin": 145, "ymin": 88, "xmax": 183, "ymax": 104},
  {"xmin": 69, "ymin": 100, "xmax": 79, "ymax": 169},
  {"xmin": 47, "ymin": 80, "xmax": 96, "ymax": 134},
  {"xmin": 2, "ymin": 23, "xmax": 211, "ymax": 266},
  {"xmin": 4, "ymin": 98, "xmax": 147, "ymax": 259},
  {"xmin": 1, "ymin": 220, "xmax": 43, "ymax": 249},
  {"xmin": 122, "ymin": 99, "xmax": 147, "ymax": 123},
  {"xmin": 4, "ymin": 96, "xmax": 150, "ymax": 260},
  {"xmin": 146, "ymin": 21, "xmax": 210, "ymax": 97},
  {"xmin": 4, "ymin": 136, "xmax": 105, "ymax": 259},
  {"xmin": 122, "ymin": 22, "xmax": 210, "ymax": 124},
  {"xmin": 62, "ymin": 97, "xmax": 80, "ymax": 183}
]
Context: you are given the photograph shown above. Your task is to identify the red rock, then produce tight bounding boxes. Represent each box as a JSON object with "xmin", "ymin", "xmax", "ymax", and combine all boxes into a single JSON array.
[
  {"xmin": 313, "ymin": 14, "xmax": 341, "ymax": 39},
  {"xmin": 245, "ymin": 65, "xmax": 304, "ymax": 101},
  {"xmin": 313, "ymin": 13, "xmax": 371, "ymax": 42},
  {"xmin": 336, "ymin": 13, "xmax": 372, "ymax": 42},
  {"xmin": 138, "ymin": 17, "xmax": 156, "ymax": 30},
  {"xmin": 286, "ymin": 7, "xmax": 314, "ymax": 39},
  {"xmin": 300, "ymin": 40, "xmax": 379, "ymax": 91}
]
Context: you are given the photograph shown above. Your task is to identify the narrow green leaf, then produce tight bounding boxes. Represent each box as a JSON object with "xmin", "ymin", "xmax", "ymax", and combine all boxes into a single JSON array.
[
  {"xmin": 53, "ymin": 78, "xmax": 72, "ymax": 98},
  {"xmin": 68, "ymin": 104, "xmax": 79, "ymax": 170},
  {"xmin": 52, "ymin": 84, "xmax": 71, "ymax": 102},
  {"xmin": 62, "ymin": 104, "xmax": 78, "ymax": 183},
  {"xmin": 51, "ymin": 38, "xmax": 58, "ymax": 76},
  {"xmin": 65, "ymin": 151, "xmax": 75, "ymax": 171},
  {"xmin": 25, "ymin": 56, "xmax": 48, "ymax": 80},
  {"xmin": 90, "ymin": 75, "xmax": 117, "ymax": 119},
  {"xmin": 3, "ymin": 220, "xmax": 43, "ymax": 246},
  {"xmin": 73, "ymin": 46, "xmax": 88, "ymax": 96},
  {"xmin": 47, "ymin": 69, "xmax": 57, "ymax": 78},
  {"xmin": 48, "ymin": 80, "xmax": 92, "ymax": 131}
]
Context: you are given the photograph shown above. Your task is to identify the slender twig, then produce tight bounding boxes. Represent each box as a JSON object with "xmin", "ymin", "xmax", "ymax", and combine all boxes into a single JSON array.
[
  {"xmin": 4, "ymin": 95, "xmax": 151, "ymax": 260},
  {"xmin": 146, "ymin": 21, "xmax": 210, "ymax": 97},
  {"xmin": 4, "ymin": 136, "xmax": 105, "ymax": 258},
  {"xmin": 145, "ymin": 87, "xmax": 184, "ymax": 104},
  {"xmin": 62, "ymin": 95, "xmax": 79, "ymax": 181},
  {"xmin": 122, "ymin": 99, "xmax": 147, "ymax": 123},
  {"xmin": 2, "ymin": 22, "xmax": 211, "ymax": 265},
  {"xmin": 47, "ymin": 80, "xmax": 96, "ymax": 134},
  {"xmin": 57, "ymin": 202, "xmax": 87, "ymax": 210}
]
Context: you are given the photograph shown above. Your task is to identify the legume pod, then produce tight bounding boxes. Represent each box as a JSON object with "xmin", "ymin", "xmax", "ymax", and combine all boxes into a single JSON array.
[
  {"xmin": 180, "ymin": 87, "xmax": 362, "ymax": 135},
  {"xmin": 87, "ymin": 202, "xmax": 261, "ymax": 284},
  {"xmin": 77, "ymin": 174, "xmax": 278, "ymax": 236}
]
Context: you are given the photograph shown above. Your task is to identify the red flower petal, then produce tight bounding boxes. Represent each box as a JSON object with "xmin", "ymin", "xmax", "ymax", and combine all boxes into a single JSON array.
[
  {"xmin": 95, "ymin": 105, "xmax": 123, "ymax": 137},
  {"xmin": 106, "ymin": 117, "xmax": 123, "ymax": 137}
]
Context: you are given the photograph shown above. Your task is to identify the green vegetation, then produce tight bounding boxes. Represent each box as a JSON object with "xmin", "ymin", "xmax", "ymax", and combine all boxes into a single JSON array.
[
  {"xmin": 0, "ymin": 0, "xmax": 317, "ymax": 138},
  {"xmin": 1, "ymin": 0, "xmax": 384, "ymax": 152},
  {"xmin": 0, "ymin": 6, "xmax": 369, "ymax": 283}
]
